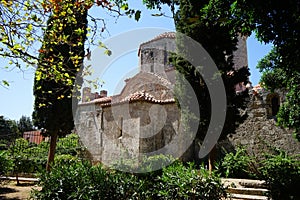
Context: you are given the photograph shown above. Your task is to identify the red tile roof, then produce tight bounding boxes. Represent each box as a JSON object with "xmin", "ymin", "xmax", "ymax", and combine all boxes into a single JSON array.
[
  {"xmin": 122, "ymin": 91, "xmax": 174, "ymax": 103},
  {"xmin": 79, "ymin": 91, "xmax": 175, "ymax": 108},
  {"xmin": 79, "ymin": 96, "xmax": 112, "ymax": 105},
  {"xmin": 252, "ymin": 84, "xmax": 263, "ymax": 95},
  {"xmin": 102, "ymin": 91, "xmax": 175, "ymax": 107}
]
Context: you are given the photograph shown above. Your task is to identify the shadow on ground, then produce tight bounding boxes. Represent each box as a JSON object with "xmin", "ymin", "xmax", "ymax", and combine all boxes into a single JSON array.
[
  {"xmin": 0, "ymin": 187, "xmax": 20, "ymax": 200},
  {"xmin": 0, "ymin": 182, "xmax": 37, "ymax": 200}
]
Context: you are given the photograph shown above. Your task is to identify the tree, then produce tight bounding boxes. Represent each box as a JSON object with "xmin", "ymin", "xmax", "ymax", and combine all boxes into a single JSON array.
[
  {"xmin": 257, "ymin": 48, "xmax": 300, "ymax": 140},
  {"xmin": 188, "ymin": 0, "xmax": 300, "ymax": 138},
  {"xmin": 0, "ymin": 1, "xmax": 49, "ymax": 87},
  {"xmin": 0, "ymin": 116, "xmax": 20, "ymax": 149},
  {"xmin": 32, "ymin": 0, "xmax": 141, "ymax": 171},
  {"xmin": 144, "ymin": 0, "xmax": 250, "ymax": 170},
  {"xmin": 33, "ymin": 0, "xmax": 89, "ymax": 171},
  {"xmin": 1, "ymin": 0, "xmax": 141, "ymax": 171},
  {"xmin": 228, "ymin": 0, "xmax": 300, "ymax": 139},
  {"xmin": 0, "ymin": 0, "xmax": 141, "ymax": 88},
  {"xmin": 17, "ymin": 115, "xmax": 34, "ymax": 134}
]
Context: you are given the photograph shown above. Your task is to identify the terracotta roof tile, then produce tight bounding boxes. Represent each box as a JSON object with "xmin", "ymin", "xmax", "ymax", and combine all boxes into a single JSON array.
[
  {"xmin": 101, "ymin": 91, "xmax": 175, "ymax": 107},
  {"xmin": 79, "ymin": 91, "xmax": 175, "ymax": 107},
  {"xmin": 79, "ymin": 96, "xmax": 112, "ymax": 105},
  {"xmin": 119, "ymin": 91, "xmax": 174, "ymax": 104},
  {"xmin": 252, "ymin": 84, "xmax": 263, "ymax": 95}
]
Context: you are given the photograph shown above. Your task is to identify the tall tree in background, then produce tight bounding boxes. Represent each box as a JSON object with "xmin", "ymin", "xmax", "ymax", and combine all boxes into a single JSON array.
[
  {"xmin": 0, "ymin": 116, "xmax": 20, "ymax": 149},
  {"xmin": 33, "ymin": 0, "xmax": 88, "ymax": 171},
  {"xmin": 32, "ymin": 0, "xmax": 141, "ymax": 171},
  {"xmin": 243, "ymin": 0, "xmax": 300, "ymax": 140},
  {"xmin": 144, "ymin": 0, "xmax": 250, "ymax": 169},
  {"xmin": 17, "ymin": 116, "xmax": 34, "ymax": 134}
]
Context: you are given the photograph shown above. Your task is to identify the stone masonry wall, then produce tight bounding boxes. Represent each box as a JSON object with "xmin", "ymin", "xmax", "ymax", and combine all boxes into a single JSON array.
[
  {"xmin": 77, "ymin": 101, "xmax": 181, "ymax": 165},
  {"xmin": 223, "ymin": 89, "xmax": 300, "ymax": 160}
]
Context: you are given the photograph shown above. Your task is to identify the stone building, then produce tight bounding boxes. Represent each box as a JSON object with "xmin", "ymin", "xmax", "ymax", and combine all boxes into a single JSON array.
[
  {"xmin": 75, "ymin": 32, "xmax": 299, "ymax": 167},
  {"xmin": 76, "ymin": 33, "xmax": 182, "ymax": 166}
]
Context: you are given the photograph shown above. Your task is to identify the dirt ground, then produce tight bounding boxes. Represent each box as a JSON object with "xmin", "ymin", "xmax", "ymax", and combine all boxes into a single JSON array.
[{"xmin": 0, "ymin": 181, "xmax": 41, "ymax": 200}]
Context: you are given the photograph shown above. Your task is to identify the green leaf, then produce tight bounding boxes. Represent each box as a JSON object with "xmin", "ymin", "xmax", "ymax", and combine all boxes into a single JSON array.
[
  {"xmin": 104, "ymin": 49, "xmax": 112, "ymax": 56},
  {"xmin": 121, "ymin": 3, "xmax": 129, "ymax": 11},
  {"xmin": 135, "ymin": 10, "xmax": 141, "ymax": 21},
  {"xmin": 2, "ymin": 80, "xmax": 10, "ymax": 86}
]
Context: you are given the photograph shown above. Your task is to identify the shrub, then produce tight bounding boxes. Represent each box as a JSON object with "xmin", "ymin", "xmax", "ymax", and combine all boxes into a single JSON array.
[
  {"xmin": 54, "ymin": 154, "xmax": 82, "ymax": 166},
  {"xmin": 112, "ymin": 154, "xmax": 175, "ymax": 174},
  {"xmin": 31, "ymin": 158, "xmax": 226, "ymax": 200},
  {"xmin": 0, "ymin": 151, "xmax": 13, "ymax": 177},
  {"xmin": 4, "ymin": 133, "xmax": 84, "ymax": 175},
  {"xmin": 56, "ymin": 134, "xmax": 84, "ymax": 156},
  {"xmin": 260, "ymin": 152, "xmax": 300, "ymax": 200},
  {"xmin": 154, "ymin": 162, "xmax": 226, "ymax": 200},
  {"xmin": 218, "ymin": 147, "xmax": 257, "ymax": 179},
  {"xmin": 31, "ymin": 161, "xmax": 148, "ymax": 200},
  {"xmin": 31, "ymin": 161, "xmax": 95, "ymax": 200}
]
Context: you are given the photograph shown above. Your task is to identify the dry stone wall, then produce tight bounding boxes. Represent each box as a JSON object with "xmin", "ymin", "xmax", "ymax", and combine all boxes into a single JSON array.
[{"xmin": 223, "ymin": 88, "xmax": 299, "ymax": 160}]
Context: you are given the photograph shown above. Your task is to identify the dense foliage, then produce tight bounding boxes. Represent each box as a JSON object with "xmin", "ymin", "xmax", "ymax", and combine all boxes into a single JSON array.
[
  {"xmin": 32, "ymin": 0, "xmax": 88, "ymax": 170},
  {"xmin": 233, "ymin": 0, "xmax": 300, "ymax": 138},
  {"xmin": 258, "ymin": 48, "xmax": 300, "ymax": 139},
  {"xmin": 0, "ymin": 134, "xmax": 83, "ymax": 176},
  {"xmin": 17, "ymin": 115, "xmax": 34, "ymax": 134},
  {"xmin": 218, "ymin": 147, "xmax": 300, "ymax": 200},
  {"xmin": 260, "ymin": 152, "xmax": 300, "ymax": 200},
  {"xmin": 0, "ymin": 115, "xmax": 35, "ymax": 151},
  {"xmin": 218, "ymin": 147, "xmax": 257, "ymax": 179},
  {"xmin": 0, "ymin": 151, "xmax": 13, "ymax": 178},
  {"xmin": 175, "ymin": 0, "xmax": 250, "ymax": 137},
  {"xmin": 31, "ymin": 158, "xmax": 226, "ymax": 200},
  {"xmin": 155, "ymin": 162, "xmax": 226, "ymax": 199},
  {"xmin": 0, "ymin": 116, "xmax": 20, "ymax": 149},
  {"xmin": 0, "ymin": 0, "xmax": 141, "ymax": 87}
]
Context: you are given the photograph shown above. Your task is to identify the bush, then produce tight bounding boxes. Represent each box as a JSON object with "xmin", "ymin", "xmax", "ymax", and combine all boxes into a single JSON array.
[
  {"xmin": 260, "ymin": 152, "xmax": 300, "ymax": 200},
  {"xmin": 4, "ymin": 134, "xmax": 84, "ymax": 175},
  {"xmin": 155, "ymin": 162, "xmax": 226, "ymax": 200},
  {"xmin": 218, "ymin": 147, "xmax": 257, "ymax": 179},
  {"xmin": 31, "ymin": 161, "xmax": 97, "ymax": 200},
  {"xmin": 0, "ymin": 151, "xmax": 13, "ymax": 177},
  {"xmin": 31, "ymin": 158, "xmax": 226, "ymax": 200},
  {"xmin": 112, "ymin": 154, "xmax": 175, "ymax": 174},
  {"xmin": 31, "ymin": 161, "xmax": 150, "ymax": 200},
  {"xmin": 56, "ymin": 134, "xmax": 84, "ymax": 156}
]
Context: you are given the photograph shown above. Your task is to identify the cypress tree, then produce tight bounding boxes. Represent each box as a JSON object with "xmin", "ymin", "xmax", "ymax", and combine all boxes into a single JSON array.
[
  {"xmin": 33, "ymin": 0, "xmax": 88, "ymax": 171},
  {"xmin": 172, "ymin": 0, "xmax": 250, "ymax": 168}
]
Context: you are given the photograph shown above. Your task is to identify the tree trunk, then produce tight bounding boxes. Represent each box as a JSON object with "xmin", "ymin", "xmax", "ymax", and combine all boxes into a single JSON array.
[
  {"xmin": 16, "ymin": 172, "xmax": 20, "ymax": 186},
  {"xmin": 46, "ymin": 132, "xmax": 58, "ymax": 171},
  {"xmin": 208, "ymin": 145, "xmax": 217, "ymax": 174}
]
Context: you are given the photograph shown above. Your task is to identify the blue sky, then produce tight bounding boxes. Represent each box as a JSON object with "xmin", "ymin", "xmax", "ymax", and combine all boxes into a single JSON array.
[{"xmin": 0, "ymin": 1, "xmax": 272, "ymax": 121}]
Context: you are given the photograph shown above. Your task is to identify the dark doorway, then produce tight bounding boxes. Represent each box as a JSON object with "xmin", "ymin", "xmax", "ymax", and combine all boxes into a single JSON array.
[{"xmin": 271, "ymin": 96, "xmax": 279, "ymax": 116}]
